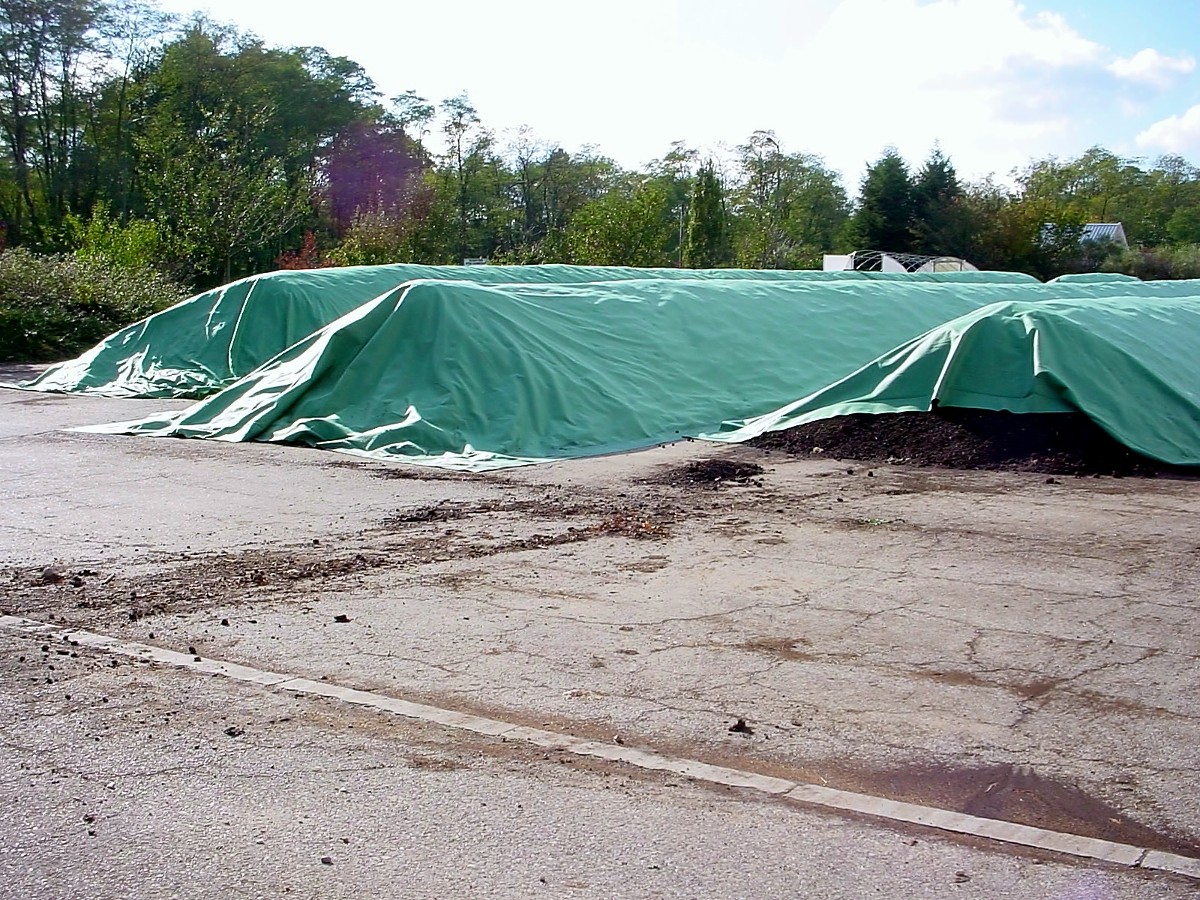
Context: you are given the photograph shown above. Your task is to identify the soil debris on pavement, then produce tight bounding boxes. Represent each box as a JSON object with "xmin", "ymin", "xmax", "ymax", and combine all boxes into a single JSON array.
[
  {"xmin": 751, "ymin": 409, "xmax": 1200, "ymax": 477},
  {"xmin": 592, "ymin": 513, "xmax": 671, "ymax": 539},
  {"xmin": 321, "ymin": 459, "xmax": 482, "ymax": 482},
  {"xmin": 386, "ymin": 502, "xmax": 469, "ymax": 524},
  {"xmin": 838, "ymin": 762, "xmax": 1200, "ymax": 858},
  {"xmin": 645, "ymin": 458, "xmax": 765, "ymax": 489},
  {"xmin": 0, "ymin": 490, "xmax": 676, "ymax": 624},
  {"xmin": 383, "ymin": 495, "xmax": 649, "ymax": 529},
  {"xmin": 40, "ymin": 565, "xmax": 66, "ymax": 584}
]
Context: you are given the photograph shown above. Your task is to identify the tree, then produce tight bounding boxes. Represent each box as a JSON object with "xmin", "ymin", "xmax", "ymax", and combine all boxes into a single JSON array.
[
  {"xmin": 646, "ymin": 141, "xmax": 696, "ymax": 266},
  {"xmin": 0, "ymin": 0, "xmax": 106, "ymax": 242},
  {"xmin": 1142, "ymin": 155, "xmax": 1200, "ymax": 245},
  {"xmin": 492, "ymin": 143, "xmax": 618, "ymax": 262},
  {"xmin": 537, "ymin": 146, "xmax": 617, "ymax": 241},
  {"xmin": 391, "ymin": 89, "xmax": 433, "ymax": 147},
  {"xmin": 324, "ymin": 117, "xmax": 425, "ymax": 236},
  {"xmin": 138, "ymin": 104, "xmax": 309, "ymax": 283},
  {"xmin": 326, "ymin": 207, "xmax": 421, "ymax": 266},
  {"xmin": 731, "ymin": 131, "xmax": 848, "ymax": 268},
  {"xmin": 1018, "ymin": 147, "xmax": 1150, "ymax": 241},
  {"xmin": 682, "ymin": 161, "xmax": 731, "ymax": 267},
  {"xmin": 131, "ymin": 24, "xmax": 376, "ymax": 191},
  {"xmin": 1167, "ymin": 204, "xmax": 1200, "ymax": 244},
  {"xmin": 438, "ymin": 93, "xmax": 493, "ymax": 261},
  {"xmin": 910, "ymin": 146, "xmax": 968, "ymax": 257},
  {"xmin": 503, "ymin": 124, "xmax": 550, "ymax": 250},
  {"xmin": 85, "ymin": 0, "xmax": 174, "ymax": 221},
  {"xmin": 123, "ymin": 21, "xmax": 383, "ymax": 281},
  {"xmin": 565, "ymin": 178, "xmax": 673, "ymax": 267},
  {"xmin": 961, "ymin": 180, "xmax": 1084, "ymax": 279},
  {"xmin": 846, "ymin": 148, "xmax": 915, "ymax": 254}
]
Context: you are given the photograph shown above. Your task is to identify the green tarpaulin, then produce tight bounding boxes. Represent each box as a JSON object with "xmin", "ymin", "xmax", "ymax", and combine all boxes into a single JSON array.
[
  {"xmin": 18, "ymin": 264, "xmax": 1037, "ymax": 399},
  {"xmin": 707, "ymin": 293, "xmax": 1200, "ymax": 465},
  {"xmin": 65, "ymin": 270, "xmax": 1200, "ymax": 469}
]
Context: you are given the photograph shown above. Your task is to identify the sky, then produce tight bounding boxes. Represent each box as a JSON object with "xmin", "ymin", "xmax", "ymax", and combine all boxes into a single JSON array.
[{"xmin": 154, "ymin": 0, "xmax": 1200, "ymax": 185}]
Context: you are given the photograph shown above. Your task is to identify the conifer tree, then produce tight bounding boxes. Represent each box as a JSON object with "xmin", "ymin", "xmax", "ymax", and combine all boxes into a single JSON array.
[
  {"xmin": 682, "ymin": 162, "xmax": 733, "ymax": 268},
  {"xmin": 846, "ymin": 149, "xmax": 915, "ymax": 253},
  {"xmin": 911, "ymin": 146, "xmax": 967, "ymax": 256}
]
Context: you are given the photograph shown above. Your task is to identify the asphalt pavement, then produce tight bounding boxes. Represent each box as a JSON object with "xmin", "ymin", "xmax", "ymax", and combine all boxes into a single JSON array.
[{"xmin": 2, "ymin": 376, "xmax": 1198, "ymax": 898}]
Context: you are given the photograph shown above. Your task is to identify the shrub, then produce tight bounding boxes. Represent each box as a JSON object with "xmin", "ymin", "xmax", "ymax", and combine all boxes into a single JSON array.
[
  {"xmin": 326, "ymin": 208, "xmax": 417, "ymax": 267},
  {"xmin": 61, "ymin": 203, "xmax": 174, "ymax": 274},
  {"xmin": 1103, "ymin": 244, "xmax": 1200, "ymax": 280},
  {"xmin": 275, "ymin": 231, "xmax": 331, "ymax": 270},
  {"xmin": 0, "ymin": 248, "xmax": 189, "ymax": 362}
]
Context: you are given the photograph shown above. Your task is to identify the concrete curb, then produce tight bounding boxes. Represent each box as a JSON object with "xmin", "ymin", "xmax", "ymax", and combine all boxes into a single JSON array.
[{"xmin": 3, "ymin": 613, "xmax": 1196, "ymax": 880}]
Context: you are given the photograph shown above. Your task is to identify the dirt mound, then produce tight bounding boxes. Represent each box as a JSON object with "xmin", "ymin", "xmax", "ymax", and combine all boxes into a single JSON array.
[
  {"xmin": 647, "ymin": 458, "xmax": 765, "ymax": 488},
  {"xmin": 750, "ymin": 408, "xmax": 1197, "ymax": 477}
]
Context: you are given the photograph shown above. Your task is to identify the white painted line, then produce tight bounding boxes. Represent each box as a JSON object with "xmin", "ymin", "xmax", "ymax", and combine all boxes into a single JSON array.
[{"xmin": 1, "ymin": 614, "xmax": 1195, "ymax": 879}]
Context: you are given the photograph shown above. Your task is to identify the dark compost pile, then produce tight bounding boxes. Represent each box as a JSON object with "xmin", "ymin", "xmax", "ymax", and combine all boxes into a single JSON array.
[{"xmin": 750, "ymin": 408, "xmax": 1198, "ymax": 477}]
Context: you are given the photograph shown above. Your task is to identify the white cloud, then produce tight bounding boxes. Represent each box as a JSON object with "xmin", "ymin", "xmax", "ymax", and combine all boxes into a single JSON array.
[
  {"xmin": 759, "ymin": 0, "xmax": 1109, "ymax": 180},
  {"xmin": 779, "ymin": 0, "xmax": 1102, "ymax": 89},
  {"xmin": 1136, "ymin": 105, "xmax": 1200, "ymax": 154},
  {"xmin": 151, "ymin": 0, "xmax": 1173, "ymax": 183},
  {"xmin": 1109, "ymin": 48, "xmax": 1196, "ymax": 87}
]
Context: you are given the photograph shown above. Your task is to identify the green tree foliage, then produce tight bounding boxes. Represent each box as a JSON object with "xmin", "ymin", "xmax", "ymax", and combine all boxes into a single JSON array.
[
  {"xmin": 1015, "ymin": 147, "xmax": 1200, "ymax": 246},
  {"xmin": 1145, "ymin": 156, "xmax": 1200, "ymax": 244},
  {"xmin": 1020, "ymin": 147, "xmax": 1137, "ymax": 217},
  {"xmin": 846, "ymin": 148, "xmax": 915, "ymax": 254},
  {"xmin": 86, "ymin": 0, "xmax": 174, "ymax": 221},
  {"xmin": 565, "ymin": 178, "xmax": 674, "ymax": 267},
  {"xmin": 645, "ymin": 141, "xmax": 697, "ymax": 266},
  {"xmin": 1104, "ymin": 243, "xmax": 1200, "ymax": 280},
  {"xmin": 131, "ymin": 23, "xmax": 375, "ymax": 186},
  {"xmin": 960, "ymin": 182, "xmax": 1085, "ymax": 279},
  {"xmin": 61, "ymin": 198, "xmax": 168, "ymax": 270},
  {"xmin": 433, "ymin": 93, "xmax": 499, "ymax": 262},
  {"xmin": 326, "ymin": 207, "xmax": 418, "ymax": 266},
  {"xmin": 123, "ymin": 22, "xmax": 379, "ymax": 282},
  {"xmin": 732, "ymin": 131, "xmax": 848, "ymax": 268},
  {"xmin": 910, "ymin": 146, "xmax": 971, "ymax": 257},
  {"xmin": 137, "ymin": 103, "xmax": 309, "ymax": 283},
  {"xmin": 0, "ymin": 0, "xmax": 107, "ymax": 242},
  {"xmin": 0, "ymin": 245, "xmax": 185, "ymax": 360},
  {"xmin": 537, "ymin": 147, "xmax": 617, "ymax": 236},
  {"xmin": 391, "ymin": 89, "xmax": 434, "ymax": 145},
  {"xmin": 490, "ymin": 140, "xmax": 618, "ymax": 264},
  {"xmin": 499, "ymin": 128, "xmax": 618, "ymax": 260},
  {"xmin": 1167, "ymin": 206, "xmax": 1200, "ymax": 244},
  {"xmin": 682, "ymin": 161, "xmax": 732, "ymax": 268}
]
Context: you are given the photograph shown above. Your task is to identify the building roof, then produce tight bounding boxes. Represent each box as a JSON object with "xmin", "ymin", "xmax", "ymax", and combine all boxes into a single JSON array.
[{"xmin": 1081, "ymin": 223, "xmax": 1128, "ymax": 248}]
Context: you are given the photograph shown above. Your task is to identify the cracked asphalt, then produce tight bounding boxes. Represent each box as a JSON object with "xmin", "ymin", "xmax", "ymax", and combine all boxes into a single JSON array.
[{"xmin": 2, "ymin": 371, "xmax": 1199, "ymax": 898}]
